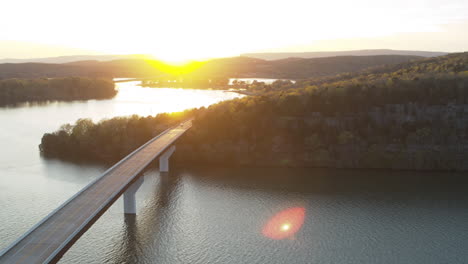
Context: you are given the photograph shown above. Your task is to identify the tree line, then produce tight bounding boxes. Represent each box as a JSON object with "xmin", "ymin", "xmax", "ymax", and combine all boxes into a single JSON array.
[
  {"xmin": 39, "ymin": 111, "xmax": 194, "ymax": 162},
  {"xmin": 0, "ymin": 77, "xmax": 117, "ymax": 106}
]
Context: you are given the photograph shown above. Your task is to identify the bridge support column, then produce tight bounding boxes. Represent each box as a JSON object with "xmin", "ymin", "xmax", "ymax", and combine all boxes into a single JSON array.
[
  {"xmin": 159, "ymin": 145, "xmax": 176, "ymax": 172},
  {"xmin": 123, "ymin": 176, "xmax": 144, "ymax": 215}
]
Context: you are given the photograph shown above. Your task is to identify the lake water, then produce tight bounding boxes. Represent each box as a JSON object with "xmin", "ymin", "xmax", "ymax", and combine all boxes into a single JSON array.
[{"xmin": 1, "ymin": 82, "xmax": 468, "ymax": 263}]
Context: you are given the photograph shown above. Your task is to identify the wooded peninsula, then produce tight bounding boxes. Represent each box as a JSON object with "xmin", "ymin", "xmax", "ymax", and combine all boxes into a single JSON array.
[{"xmin": 0, "ymin": 77, "xmax": 116, "ymax": 106}]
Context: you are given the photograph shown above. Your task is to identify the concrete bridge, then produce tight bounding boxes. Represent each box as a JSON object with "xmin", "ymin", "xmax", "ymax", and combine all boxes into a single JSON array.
[{"xmin": 0, "ymin": 120, "xmax": 192, "ymax": 264}]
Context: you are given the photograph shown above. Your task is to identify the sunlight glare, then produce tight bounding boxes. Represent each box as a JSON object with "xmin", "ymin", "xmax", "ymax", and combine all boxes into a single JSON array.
[
  {"xmin": 112, "ymin": 81, "xmax": 244, "ymax": 117},
  {"xmin": 144, "ymin": 59, "xmax": 206, "ymax": 75},
  {"xmin": 262, "ymin": 207, "xmax": 306, "ymax": 240}
]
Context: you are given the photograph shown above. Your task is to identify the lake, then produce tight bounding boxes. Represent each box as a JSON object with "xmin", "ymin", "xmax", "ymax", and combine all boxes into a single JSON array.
[{"xmin": 0, "ymin": 81, "xmax": 468, "ymax": 263}]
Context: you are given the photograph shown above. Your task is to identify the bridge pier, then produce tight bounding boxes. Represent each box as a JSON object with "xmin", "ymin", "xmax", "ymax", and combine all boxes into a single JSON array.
[
  {"xmin": 123, "ymin": 176, "xmax": 144, "ymax": 215},
  {"xmin": 159, "ymin": 145, "xmax": 176, "ymax": 172}
]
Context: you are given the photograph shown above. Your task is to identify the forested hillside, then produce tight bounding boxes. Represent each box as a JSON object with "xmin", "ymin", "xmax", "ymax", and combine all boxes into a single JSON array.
[
  {"xmin": 304, "ymin": 52, "xmax": 468, "ymax": 86},
  {"xmin": 244, "ymin": 52, "xmax": 468, "ymax": 94},
  {"xmin": 186, "ymin": 55, "xmax": 422, "ymax": 79},
  {"xmin": 40, "ymin": 52, "xmax": 468, "ymax": 171}
]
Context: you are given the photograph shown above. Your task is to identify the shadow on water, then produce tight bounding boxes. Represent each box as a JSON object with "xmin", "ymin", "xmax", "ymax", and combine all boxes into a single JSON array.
[
  {"xmin": 177, "ymin": 166, "xmax": 468, "ymax": 202},
  {"xmin": 112, "ymin": 172, "xmax": 180, "ymax": 264},
  {"xmin": 39, "ymin": 159, "xmax": 107, "ymax": 184}
]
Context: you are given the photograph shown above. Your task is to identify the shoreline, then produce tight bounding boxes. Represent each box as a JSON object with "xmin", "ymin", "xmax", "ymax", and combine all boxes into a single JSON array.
[
  {"xmin": 137, "ymin": 84, "xmax": 257, "ymax": 95},
  {"xmin": 38, "ymin": 154, "xmax": 468, "ymax": 173}
]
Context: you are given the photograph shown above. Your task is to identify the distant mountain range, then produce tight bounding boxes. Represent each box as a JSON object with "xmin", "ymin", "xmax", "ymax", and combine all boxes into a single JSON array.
[
  {"xmin": 0, "ymin": 54, "xmax": 150, "ymax": 64},
  {"xmin": 242, "ymin": 49, "xmax": 448, "ymax": 60},
  {"xmin": 0, "ymin": 49, "xmax": 448, "ymax": 64},
  {"xmin": 189, "ymin": 55, "xmax": 424, "ymax": 79},
  {"xmin": 0, "ymin": 55, "xmax": 423, "ymax": 79}
]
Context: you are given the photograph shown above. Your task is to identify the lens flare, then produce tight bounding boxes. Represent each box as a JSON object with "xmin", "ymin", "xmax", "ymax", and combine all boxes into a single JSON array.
[{"xmin": 262, "ymin": 207, "xmax": 305, "ymax": 240}]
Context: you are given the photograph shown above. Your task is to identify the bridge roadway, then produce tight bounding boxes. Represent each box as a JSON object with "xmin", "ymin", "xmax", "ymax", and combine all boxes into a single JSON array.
[{"xmin": 0, "ymin": 120, "xmax": 192, "ymax": 264}]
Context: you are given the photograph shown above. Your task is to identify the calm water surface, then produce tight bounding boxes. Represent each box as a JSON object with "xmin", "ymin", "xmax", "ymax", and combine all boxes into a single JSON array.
[{"xmin": 1, "ymin": 81, "xmax": 468, "ymax": 263}]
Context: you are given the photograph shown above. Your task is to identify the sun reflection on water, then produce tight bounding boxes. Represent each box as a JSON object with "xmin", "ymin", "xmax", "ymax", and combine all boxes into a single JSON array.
[{"xmin": 113, "ymin": 81, "xmax": 244, "ymax": 117}]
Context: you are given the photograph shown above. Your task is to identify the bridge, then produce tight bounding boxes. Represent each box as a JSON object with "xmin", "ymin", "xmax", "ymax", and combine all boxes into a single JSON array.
[{"xmin": 0, "ymin": 120, "xmax": 192, "ymax": 264}]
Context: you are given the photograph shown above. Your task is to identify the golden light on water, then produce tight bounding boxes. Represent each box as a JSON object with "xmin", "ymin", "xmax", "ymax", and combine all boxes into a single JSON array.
[{"xmin": 111, "ymin": 81, "xmax": 244, "ymax": 118}]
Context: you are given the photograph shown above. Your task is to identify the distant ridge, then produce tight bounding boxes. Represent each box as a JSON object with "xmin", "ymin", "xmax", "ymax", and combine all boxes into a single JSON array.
[
  {"xmin": 242, "ymin": 49, "xmax": 448, "ymax": 60},
  {"xmin": 0, "ymin": 54, "xmax": 150, "ymax": 64},
  {"xmin": 0, "ymin": 55, "xmax": 423, "ymax": 79}
]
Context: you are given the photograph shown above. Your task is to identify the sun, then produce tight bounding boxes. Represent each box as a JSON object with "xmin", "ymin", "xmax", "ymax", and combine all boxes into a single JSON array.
[
  {"xmin": 148, "ymin": 43, "xmax": 242, "ymax": 65},
  {"xmin": 143, "ymin": 58, "xmax": 206, "ymax": 76},
  {"xmin": 151, "ymin": 49, "xmax": 215, "ymax": 65},
  {"xmin": 156, "ymin": 54, "xmax": 194, "ymax": 65}
]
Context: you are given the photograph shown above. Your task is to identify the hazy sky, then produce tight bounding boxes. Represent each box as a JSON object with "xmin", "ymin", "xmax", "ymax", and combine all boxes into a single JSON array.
[{"xmin": 1, "ymin": 0, "xmax": 467, "ymax": 61}]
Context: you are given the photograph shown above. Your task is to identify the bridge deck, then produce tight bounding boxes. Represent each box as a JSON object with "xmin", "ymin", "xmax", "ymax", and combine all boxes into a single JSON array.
[{"xmin": 0, "ymin": 120, "xmax": 192, "ymax": 264}]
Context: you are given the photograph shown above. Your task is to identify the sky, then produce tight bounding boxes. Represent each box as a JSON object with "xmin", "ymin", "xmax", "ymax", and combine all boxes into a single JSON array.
[{"xmin": 1, "ymin": 0, "xmax": 467, "ymax": 62}]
